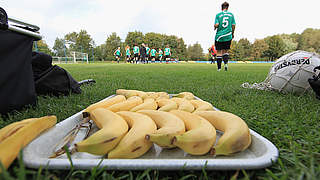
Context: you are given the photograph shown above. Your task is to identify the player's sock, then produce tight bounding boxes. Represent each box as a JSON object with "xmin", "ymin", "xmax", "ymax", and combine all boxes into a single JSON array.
[
  {"xmin": 216, "ymin": 56, "xmax": 222, "ymax": 71},
  {"xmin": 223, "ymin": 53, "xmax": 229, "ymax": 71}
]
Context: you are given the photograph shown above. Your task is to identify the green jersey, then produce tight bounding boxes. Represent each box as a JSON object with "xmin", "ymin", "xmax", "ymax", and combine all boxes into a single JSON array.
[
  {"xmin": 214, "ymin": 10, "xmax": 235, "ymax": 42},
  {"xmin": 146, "ymin": 47, "xmax": 150, "ymax": 55},
  {"xmin": 133, "ymin": 46, "xmax": 139, "ymax": 54},
  {"xmin": 150, "ymin": 49, "xmax": 157, "ymax": 56},
  {"xmin": 158, "ymin": 50, "xmax": 163, "ymax": 57},
  {"xmin": 115, "ymin": 49, "xmax": 121, "ymax": 56},
  {"xmin": 164, "ymin": 48, "xmax": 170, "ymax": 55},
  {"xmin": 126, "ymin": 49, "xmax": 131, "ymax": 56}
]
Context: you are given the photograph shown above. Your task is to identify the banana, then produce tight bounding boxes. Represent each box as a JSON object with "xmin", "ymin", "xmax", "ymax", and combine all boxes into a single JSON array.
[
  {"xmin": 156, "ymin": 92, "xmax": 170, "ymax": 100},
  {"xmin": 138, "ymin": 110, "xmax": 185, "ymax": 148},
  {"xmin": 0, "ymin": 118, "xmax": 39, "ymax": 143},
  {"xmin": 106, "ymin": 96, "xmax": 143, "ymax": 112},
  {"xmin": 84, "ymin": 95, "xmax": 126, "ymax": 114},
  {"xmin": 156, "ymin": 99, "xmax": 178, "ymax": 112},
  {"xmin": 108, "ymin": 111, "xmax": 157, "ymax": 159},
  {"xmin": 116, "ymin": 89, "xmax": 148, "ymax": 99},
  {"xmin": 194, "ymin": 111, "xmax": 251, "ymax": 155},
  {"xmin": 0, "ymin": 116, "xmax": 57, "ymax": 170},
  {"xmin": 190, "ymin": 99, "xmax": 214, "ymax": 112},
  {"xmin": 170, "ymin": 110, "xmax": 216, "ymax": 155},
  {"xmin": 173, "ymin": 92, "xmax": 195, "ymax": 100},
  {"xmin": 130, "ymin": 98, "xmax": 158, "ymax": 112},
  {"xmin": 75, "ymin": 108, "xmax": 128, "ymax": 155},
  {"xmin": 171, "ymin": 98, "xmax": 195, "ymax": 112}
]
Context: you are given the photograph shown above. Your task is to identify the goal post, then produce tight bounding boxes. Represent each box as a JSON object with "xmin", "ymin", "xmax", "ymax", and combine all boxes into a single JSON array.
[{"xmin": 52, "ymin": 51, "xmax": 89, "ymax": 64}]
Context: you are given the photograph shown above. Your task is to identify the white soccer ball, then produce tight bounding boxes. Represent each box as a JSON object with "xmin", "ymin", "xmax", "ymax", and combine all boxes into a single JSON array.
[{"xmin": 266, "ymin": 50, "xmax": 320, "ymax": 94}]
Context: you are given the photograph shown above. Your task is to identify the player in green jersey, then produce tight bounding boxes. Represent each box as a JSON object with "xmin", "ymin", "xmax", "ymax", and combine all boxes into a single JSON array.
[
  {"xmin": 113, "ymin": 47, "xmax": 122, "ymax": 63},
  {"xmin": 214, "ymin": 2, "xmax": 235, "ymax": 71},
  {"xmin": 150, "ymin": 47, "xmax": 157, "ymax": 62},
  {"xmin": 145, "ymin": 44, "xmax": 150, "ymax": 63},
  {"xmin": 158, "ymin": 48, "xmax": 163, "ymax": 62},
  {"xmin": 133, "ymin": 43, "xmax": 140, "ymax": 64},
  {"xmin": 125, "ymin": 45, "xmax": 131, "ymax": 63},
  {"xmin": 164, "ymin": 45, "xmax": 171, "ymax": 63}
]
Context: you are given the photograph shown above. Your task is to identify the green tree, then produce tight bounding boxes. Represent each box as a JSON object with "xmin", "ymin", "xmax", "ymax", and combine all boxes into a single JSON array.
[
  {"xmin": 251, "ymin": 39, "xmax": 268, "ymax": 60},
  {"xmin": 298, "ymin": 28, "xmax": 320, "ymax": 53},
  {"xmin": 264, "ymin": 35, "xmax": 286, "ymax": 61},
  {"xmin": 33, "ymin": 40, "xmax": 53, "ymax": 55},
  {"xmin": 105, "ymin": 32, "xmax": 122, "ymax": 60},
  {"xmin": 187, "ymin": 42, "xmax": 204, "ymax": 60},
  {"xmin": 52, "ymin": 38, "xmax": 65, "ymax": 57},
  {"xmin": 229, "ymin": 39, "xmax": 251, "ymax": 61},
  {"xmin": 125, "ymin": 31, "xmax": 144, "ymax": 48}
]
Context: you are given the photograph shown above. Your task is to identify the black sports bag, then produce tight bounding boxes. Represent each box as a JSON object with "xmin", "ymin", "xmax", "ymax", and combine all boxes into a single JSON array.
[
  {"xmin": 34, "ymin": 65, "xmax": 82, "ymax": 96},
  {"xmin": 308, "ymin": 66, "xmax": 320, "ymax": 100}
]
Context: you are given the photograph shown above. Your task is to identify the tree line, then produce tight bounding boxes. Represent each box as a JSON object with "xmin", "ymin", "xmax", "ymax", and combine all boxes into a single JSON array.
[{"xmin": 35, "ymin": 28, "xmax": 320, "ymax": 61}]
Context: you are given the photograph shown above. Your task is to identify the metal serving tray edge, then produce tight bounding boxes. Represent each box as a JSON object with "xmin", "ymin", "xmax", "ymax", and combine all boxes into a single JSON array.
[{"xmin": 23, "ymin": 95, "xmax": 279, "ymax": 170}]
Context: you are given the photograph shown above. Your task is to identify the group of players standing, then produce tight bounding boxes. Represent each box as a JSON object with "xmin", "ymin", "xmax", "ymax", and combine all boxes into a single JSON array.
[
  {"xmin": 113, "ymin": 44, "xmax": 172, "ymax": 64},
  {"xmin": 115, "ymin": 2, "xmax": 235, "ymax": 71}
]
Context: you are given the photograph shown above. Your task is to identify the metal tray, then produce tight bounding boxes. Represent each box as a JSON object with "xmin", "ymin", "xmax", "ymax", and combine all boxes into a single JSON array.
[{"xmin": 23, "ymin": 95, "xmax": 279, "ymax": 170}]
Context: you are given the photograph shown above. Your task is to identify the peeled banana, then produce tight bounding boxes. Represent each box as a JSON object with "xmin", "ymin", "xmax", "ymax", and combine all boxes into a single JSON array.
[
  {"xmin": 75, "ymin": 108, "xmax": 128, "ymax": 155},
  {"xmin": 170, "ymin": 110, "xmax": 216, "ymax": 155},
  {"xmin": 190, "ymin": 100, "xmax": 214, "ymax": 112},
  {"xmin": 173, "ymin": 92, "xmax": 195, "ymax": 100},
  {"xmin": 84, "ymin": 95, "xmax": 126, "ymax": 114},
  {"xmin": 116, "ymin": 89, "xmax": 148, "ymax": 99},
  {"xmin": 171, "ymin": 98, "xmax": 195, "ymax": 112},
  {"xmin": 194, "ymin": 111, "xmax": 251, "ymax": 155},
  {"xmin": 130, "ymin": 98, "xmax": 158, "ymax": 112},
  {"xmin": 0, "ymin": 116, "xmax": 57, "ymax": 170},
  {"xmin": 138, "ymin": 110, "xmax": 185, "ymax": 148},
  {"xmin": 156, "ymin": 99, "xmax": 178, "ymax": 112},
  {"xmin": 106, "ymin": 96, "xmax": 143, "ymax": 112},
  {"xmin": 109, "ymin": 111, "xmax": 157, "ymax": 159}
]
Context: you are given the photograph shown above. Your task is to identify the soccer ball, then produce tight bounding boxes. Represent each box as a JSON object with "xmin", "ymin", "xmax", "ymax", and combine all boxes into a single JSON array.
[{"xmin": 265, "ymin": 50, "xmax": 320, "ymax": 94}]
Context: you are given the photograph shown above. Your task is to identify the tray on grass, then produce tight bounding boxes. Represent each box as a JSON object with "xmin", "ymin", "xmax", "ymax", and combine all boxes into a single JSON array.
[{"xmin": 23, "ymin": 95, "xmax": 279, "ymax": 170}]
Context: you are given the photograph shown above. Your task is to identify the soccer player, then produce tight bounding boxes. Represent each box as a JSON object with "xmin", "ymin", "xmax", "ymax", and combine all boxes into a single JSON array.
[
  {"xmin": 209, "ymin": 45, "xmax": 217, "ymax": 64},
  {"xmin": 125, "ymin": 45, "xmax": 131, "ymax": 63},
  {"xmin": 150, "ymin": 47, "xmax": 157, "ymax": 62},
  {"xmin": 133, "ymin": 43, "xmax": 140, "ymax": 64},
  {"xmin": 214, "ymin": 2, "xmax": 235, "ymax": 71},
  {"xmin": 113, "ymin": 47, "xmax": 122, "ymax": 63},
  {"xmin": 145, "ymin": 44, "xmax": 150, "ymax": 63},
  {"xmin": 140, "ymin": 43, "xmax": 147, "ymax": 64},
  {"xmin": 164, "ymin": 45, "xmax": 171, "ymax": 63},
  {"xmin": 158, "ymin": 48, "xmax": 163, "ymax": 62}
]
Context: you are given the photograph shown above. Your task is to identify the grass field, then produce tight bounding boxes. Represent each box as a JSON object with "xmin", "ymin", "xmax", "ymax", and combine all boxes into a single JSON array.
[{"xmin": 1, "ymin": 63, "xmax": 319, "ymax": 179}]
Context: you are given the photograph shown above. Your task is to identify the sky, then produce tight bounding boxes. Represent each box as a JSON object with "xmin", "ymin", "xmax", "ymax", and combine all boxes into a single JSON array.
[{"xmin": 2, "ymin": 0, "xmax": 320, "ymax": 51}]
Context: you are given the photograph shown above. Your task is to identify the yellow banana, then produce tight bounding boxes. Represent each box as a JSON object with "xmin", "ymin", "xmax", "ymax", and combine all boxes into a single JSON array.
[
  {"xmin": 138, "ymin": 110, "xmax": 185, "ymax": 148},
  {"xmin": 75, "ymin": 108, "xmax": 128, "ymax": 155},
  {"xmin": 106, "ymin": 96, "xmax": 143, "ymax": 112},
  {"xmin": 130, "ymin": 98, "xmax": 158, "ymax": 112},
  {"xmin": 116, "ymin": 89, "xmax": 148, "ymax": 99},
  {"xmin": 170, "ymin": 110, "xmax": 216, "ymax": 155},
  {"xmin": 0, "ymin": 116, "xmax": 57, "ymax": 170},
  {"xmin": 0, "ymin": 118, "xmax": 39, "ymax": 143},
  {"xmin": 194, "ymin": 111, "xmax": 251, "ymax": 155},
  {"xmin": 155, "ymin": 92, "xmax": 170, "ymax": 100},
  {"xmin": 108, "ymin": 111, "xmax": 157, "ymax": 159},
  {"xmin": 173, "ymin": 92, "xmax": 195, "ymax": 100},
  {"xmin": 171, "ymin": 98, "xmax": 195, "ymax": 112},
  {"xmin": 156, "ymin": 99, "xmax": 178, "ymax": 112},
  {"xmin": 84, "ymin": 95, "xmax": 126, "ymax": 114},
  {"xmin": 190, "ymin": 99, "xmax": 214, "ymax": 112}
]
